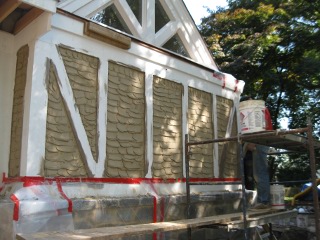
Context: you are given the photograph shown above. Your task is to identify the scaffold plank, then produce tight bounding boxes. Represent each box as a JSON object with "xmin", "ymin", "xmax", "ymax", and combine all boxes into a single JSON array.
[{"xmin": 17, "ymin": 210, "xmax": 297, "ymax": 240}]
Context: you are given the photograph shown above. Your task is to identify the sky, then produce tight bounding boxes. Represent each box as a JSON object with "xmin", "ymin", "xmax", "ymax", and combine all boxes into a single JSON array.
[{"xmin": 183, "ymin": 0, "xmax": 228, "ymax": 25}]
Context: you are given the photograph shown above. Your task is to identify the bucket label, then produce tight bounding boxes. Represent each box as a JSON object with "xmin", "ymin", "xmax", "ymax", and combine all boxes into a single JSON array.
[
  {"xmin": 270, "ymin": 185, "xmax": 285, "ymax": 209},
  {"xmin": 239, "ymin": 100, "xmax": 266, "ymax": 134}
]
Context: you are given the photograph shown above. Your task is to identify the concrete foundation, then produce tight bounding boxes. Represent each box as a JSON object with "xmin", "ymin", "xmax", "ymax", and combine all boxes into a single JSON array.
[{"xmin": 0, "ymin": 181, "xmax": 253, "ymax": 240}]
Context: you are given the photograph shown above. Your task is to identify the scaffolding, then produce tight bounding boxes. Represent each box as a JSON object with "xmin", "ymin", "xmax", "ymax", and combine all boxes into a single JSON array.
[
  {"xmin": 16, "ymin": 125, "xmax": 320, "ymax": 240},
  {"xmin": 185, "ymin": 123, "xmax": 320, "ymax": 240}
]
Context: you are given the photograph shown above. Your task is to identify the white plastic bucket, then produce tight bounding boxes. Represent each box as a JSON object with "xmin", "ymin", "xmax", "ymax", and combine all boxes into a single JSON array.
[
  {"xmin": 270, "ymin": 185, "xmax": 285, "ymax": 209},
  {"xmin": 239, "ymin": 100, "xmax": 266, "ymax": 134}
]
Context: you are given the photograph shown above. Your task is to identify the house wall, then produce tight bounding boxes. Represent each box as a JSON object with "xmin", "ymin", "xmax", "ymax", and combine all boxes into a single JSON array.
[
  {"xmin": 0, "ymin": 10, "xmax": 247, "ymax": 240},
  {"xmin": 1, "ymin": 11, "xmax": 243, "ymax": 186}
]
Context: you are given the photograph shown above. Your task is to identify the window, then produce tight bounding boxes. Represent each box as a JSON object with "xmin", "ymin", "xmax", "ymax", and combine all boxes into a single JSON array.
[
  {"xmin": 163, "ymin": 34, "xmax": 190, "ymax": 58},
  {"xmin": 155, "ymin": 0, "xmax": 170, "ymax": 32},
  {"xmin": 126, "ymin": 0, "xmax": 143, "ymax": 25},
  {"xmin": 91, "ymin": 4, "xmax": 132, "ymax": 34}
]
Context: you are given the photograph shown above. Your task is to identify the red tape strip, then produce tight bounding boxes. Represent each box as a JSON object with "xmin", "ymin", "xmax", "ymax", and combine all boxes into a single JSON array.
[
  {"xmin": 10, "ymin": 194, "xmax": 20, "ymax": 221},
  {"xmin": 3, "ymin": 176, "xmax": 240, "ymax": 185},
  {"xmin": 56, "ymin": 180, "xmax": 73, "ymax": 213}
]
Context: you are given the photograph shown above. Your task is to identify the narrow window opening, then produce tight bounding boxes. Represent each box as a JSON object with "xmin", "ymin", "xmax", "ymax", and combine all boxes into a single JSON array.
[{"xmin": 91, "ymin": 4, "xmax": 132, "ymax": 34}]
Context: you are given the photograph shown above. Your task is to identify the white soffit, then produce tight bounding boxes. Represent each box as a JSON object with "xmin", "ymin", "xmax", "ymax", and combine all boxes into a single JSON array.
[
  {"xmin": 57, "ymin": 0, "xmax": 217, "ymax": 69},
  {"xmin": 21, "ymin": 0, "xmax": 57, "ymax": 13}
]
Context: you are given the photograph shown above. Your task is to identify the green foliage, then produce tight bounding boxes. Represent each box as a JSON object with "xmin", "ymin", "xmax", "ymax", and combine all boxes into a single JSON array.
[
  {"xmin": 199, "ymin": 0, "xmax": 320, "ymax": 135},
  {"xmin": 199, "ymin": 0, "xmax": 320, "ymax": 182},
  {"xmin": 274, "ymin": 153, "xmax": 313, "ymax": 184}
]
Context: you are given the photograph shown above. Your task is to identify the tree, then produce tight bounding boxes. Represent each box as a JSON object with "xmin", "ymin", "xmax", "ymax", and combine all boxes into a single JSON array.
[
  {"xmin": 199, "ymin": 0, "xmax": 320, "ymax": 181},
  {"xmin": 199, "ymin": 0, "xmax": 320, "ymax": 134}
]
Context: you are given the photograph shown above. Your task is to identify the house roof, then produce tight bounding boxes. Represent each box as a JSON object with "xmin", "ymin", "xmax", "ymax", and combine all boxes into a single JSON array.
[{"xmin": 0, "ymin": 0, "xmax": 218, "ymax": 70}]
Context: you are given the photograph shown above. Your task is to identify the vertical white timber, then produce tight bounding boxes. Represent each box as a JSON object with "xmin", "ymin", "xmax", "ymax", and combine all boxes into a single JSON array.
[
  {"xmin": 144, "ymin": 0, "xmax": 155, "ymax": 43},
  {"xmin": 21, "ymin": 40, "xmax": 49, "ymax": 176},
  {"xmin": 17, "ymin": 12, "xmax": 52, "ymax": 176},
  {"xmin": 213, "ymin": 95, "xmax": 219, "ymax": 177},
  {"xmin": 96, "ymin": 60, "xmax": 108, "ymax": 177},
  {"xmin": 145, "ymin": 64, "xmax": 154, "ymax": 178},
  {"xmin": 182, "ymin": 84, "xmax": 188, "ymax": 178}
]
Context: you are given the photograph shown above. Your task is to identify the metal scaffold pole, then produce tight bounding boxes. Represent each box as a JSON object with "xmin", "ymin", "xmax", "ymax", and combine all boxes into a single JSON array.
[
  {"xmin": 307, "ymin": 121, "xmax": 320, "ymax": 240},
  {"xmin": 239, "ymin": 140, "xmax": 249, "ymax": 240}
]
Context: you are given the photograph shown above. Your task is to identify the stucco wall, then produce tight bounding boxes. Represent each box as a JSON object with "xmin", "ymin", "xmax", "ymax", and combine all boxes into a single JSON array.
[
  {"xmin": 188, "ymin": 87, "xmax": 214, "ymax": 178},
  {"xmin": 5, "ymin": 44, "xmax": 241, "ymax": 180},
  {"xmin": 105, "ymin": 61, "xmax": 146, "ymax": 178},
  {"xmin": 2, "ymin": 14, "xmax": 242, "ymax": 180},
  {"xmin": 0, "ymin": 32, "xmax": 15, "ymax": 181},
  {"xmin": 8, "ymin": 45, "xmax": 29, "ymax": 177},
  {"xmin": 152, "ymin": 77, "xmax": 183, "ymax": 179},
  {"xmin": 59, "ymin": 46, "xmax": 99, "ymax": 162},
  {"xmin": 44, "ymin": 62, "xmax": 89, "ymax": 177},
  {"xmin": 216, "ymin": 96, "xmax": 239, "ymax": 178}
]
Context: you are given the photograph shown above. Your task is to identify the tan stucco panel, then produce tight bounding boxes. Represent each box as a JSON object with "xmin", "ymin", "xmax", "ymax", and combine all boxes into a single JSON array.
[
  {"xmin": 188, "ymin": 87, "xmax": 214, "ymax": 178},
  {"xmin": 44, "ymin": 62, "xmax": 88, "ymax": 177},
  {"xmin": 152, "ymin": 77, "xmax": 183, "ymax": 179},
  {"xmin": 216, "ymin": 96, "xmax": 239, "ymax": 178},
  {"xmin": 8, "ymin": 45, "xmax": 29, "ymax": 177},
  {"xmin": 105, "ymin": 61, "xmax": 145, "ymax": 178},
  {"xmin": 58, "ymin": 46, "xmax": 99, "ymax": 162}
]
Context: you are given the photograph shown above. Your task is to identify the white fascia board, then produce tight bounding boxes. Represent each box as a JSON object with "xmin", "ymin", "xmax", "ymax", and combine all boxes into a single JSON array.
[
  {"xmin": 51, "ymin": 13, "xmax": 84, "ymax": 36},
  {"xmin": 21, "ymin": 0, "xmax": 57, "ymax": 13}
]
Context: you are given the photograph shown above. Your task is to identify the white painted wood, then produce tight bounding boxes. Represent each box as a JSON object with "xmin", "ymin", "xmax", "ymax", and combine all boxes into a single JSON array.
[
  {"xmin": 51, "ymin": 13, "xmax": 84, "ymax": 36},
  {"xmin": 21, "ymin": 0, "xmax": 57, "ymax": 13},
  {"xmin": 160, "ymin": 0, "xmax": 176, "ymax": 22},
  {"xmin": 57, "ymin": 0, "xmax": 218, "ymax": 68},
  {"xmin": 182, "ymin": 84, "xmax": 188, "ymax": 177},
  {"xmin": 142, "ymin": 0, "xmax": 155, "ymax": 43},
  {"xmin": 212, "ymin": 96, "xmax": 219, "ymax": 177},
  {"xmin": 20, "ymin": 41, "xmax": 35, "ymax": 176},
  {"xmin": 22, "ymin": 41, "xmax": 49, "ymax": 176},
  {"xmin": 15, "ymin": 13, "xmax": 52, "ymax": 176},
  {"xmin": 95, "ymin": 59, "xmax": 109, "ymax": 177},
  {"xmin": 144, "ymin": 65, "xmax": 154, "ymax": 178},
  {"xmin": 114, "ymin": 0, "xmax": 143, "ymax": 38},
  {"xmin": 154, "ymin": 21, "xmax": 180, "ymax": 47},
  {"xmin": 74, "ymin": 0, "xmax": 112, "ymax": 18},
  {"xmin": 57, "ymin": 0, "xmax": 92, "ymax": 13}
]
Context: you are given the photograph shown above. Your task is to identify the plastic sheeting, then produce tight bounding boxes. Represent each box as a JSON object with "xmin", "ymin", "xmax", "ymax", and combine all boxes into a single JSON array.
[{"xmin": 0, "ymin": 182, "xmax": 74, "ymax": 240}]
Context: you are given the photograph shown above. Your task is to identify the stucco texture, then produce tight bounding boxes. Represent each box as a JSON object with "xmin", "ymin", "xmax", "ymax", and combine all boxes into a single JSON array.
[
  {"xmin": 152, "ymin": 77, "xmax": 183, "ymax": 179},
  {"xmin": 44, "ymin": 62, "xmax": 88, "ymax": 177},
  {"xmin": 216, "ymin": 96, "xmax": 239, "ymax": 178},
  {"xmin": 105, "ymin": 61, "xmax": 146, "ymax": 178},
  {"xmin": 188, "ymin": 87, "xmax": 214, "ymax": 178},
  {"xmin": 8, "ymin": 45, "xmax": 28, "ymax": 177}
]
